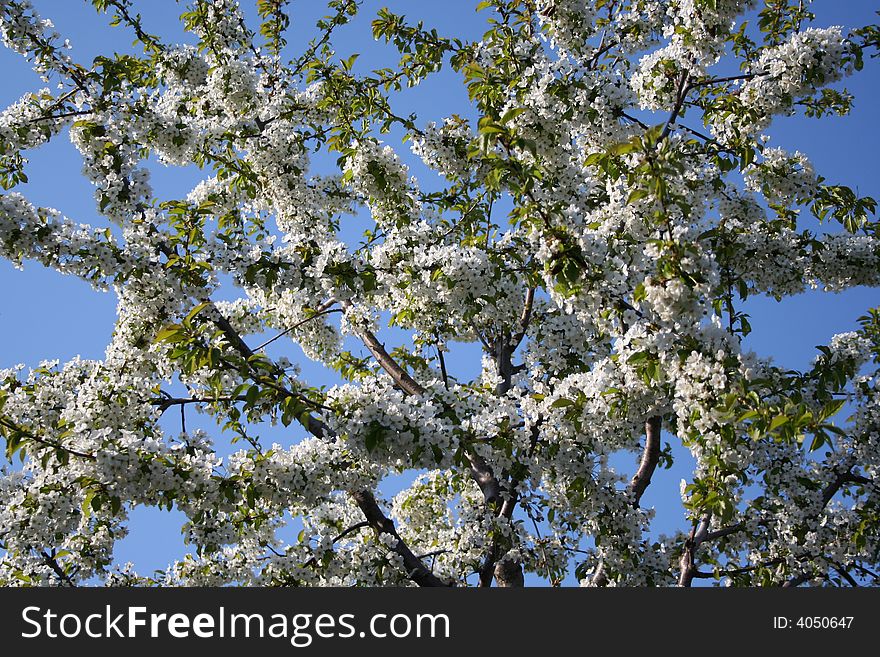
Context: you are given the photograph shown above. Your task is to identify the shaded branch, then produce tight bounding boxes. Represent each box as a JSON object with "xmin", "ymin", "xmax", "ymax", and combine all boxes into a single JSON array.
[
  {"xmin": 821, "ymin": 471, "xmax": 872, "ymax": 508},
  {"xmin": 704, "ymin": 523, "xmax": 745, "ymax": 542},
  {"xmin": 332, "ymin": 521, "xmax": 370, "ymax": 544},
  {"xmin": 437, "ymin": 344, "xmax": 449, "ymax": 389},
  {"xmin": 692, "ymin": 558, "xmax": 783, "ymax": 579},
  {"xmin": 661, "ymin": 72, "xmax": 691, "ymax": 140},
  {"xmin": 300, "ymin": 521, "xmax": 372, "ymax": 570},
  {"xmin": 832, "ymin": 563, "xmax": 860, "ymax": 588},
  {"xmin": 688, "ymin": 72, "xmax": 763, "ymax": 89},
  {"xmin": 493, "ymin": 557, "xmax": 525, "ymax": 588},
  {"xmin": 150, "ymin": 395, "xmax": 247, "ymax": 411},
  {"xmin": 782, "ymin": 572, "xmax": 814, "ymax": 588}
]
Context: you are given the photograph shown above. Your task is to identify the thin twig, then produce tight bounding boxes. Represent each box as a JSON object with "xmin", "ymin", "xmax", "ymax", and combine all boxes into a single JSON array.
[{"xmin": 253, "ymin": 302, "xmax": 339, "ymax": 352}]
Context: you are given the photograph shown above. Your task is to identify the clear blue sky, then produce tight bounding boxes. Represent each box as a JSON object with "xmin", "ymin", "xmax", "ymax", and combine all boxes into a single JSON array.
[{"xmin": 1, "ymin": 0, "xmax": 878, "ymax": 582}]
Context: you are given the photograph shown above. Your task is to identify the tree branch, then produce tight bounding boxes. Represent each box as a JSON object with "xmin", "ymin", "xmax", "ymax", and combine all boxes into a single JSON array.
[
  {"xmin": 821, "ymin": 471, "xmax": 871, "ymax": 508},
  {"xmin": 782, "ymin": 572, "xmax": 814, "ymax": 588},
  {"xmin": 493, "ymin": 556, "xmax": 525, "ymax": 587},
  {"xmin": 832, "ymin": 563, "xmax": 860, "ymax": 587},
  {"xmin": 208, "ymin": 303, "xmax": 330, "ymax": 439},
  {"xmin": 331, "ymin": 521, "xmax": 370, "ymax": 544},
  {"xmin": 776, "ymin": 470, "xmax": 874, "ymax": 588},
  {"xmin": 661, "ymin": 72, "xmax": 691, "ymax": 140},
  {"xmin": 151, "ymin": 395, "xmax": 247, "ymax": 410},
  {"xmin": 688, "ymin": 72, "xmax": 762, "ymax": 89},
  {"xmin": 101, "ymin": 0, "xmax": 165, "ymax": 53},
  {"xmin": 253, "ymin": 302, "xmax": 339, "ymax": 352},
  {"xmin": 0, "ymin": 417, "xmax": 96, "ymax": 461},
  {"xmin": 42, "ymin": 551, "xmax": 76, "ymax": 587},
  {"xmin": 436, "ymin": 344, "xmax": 450, "ymax": 389},
  {"xmin": 511, "ymin": 287, "xmax": 535, "ymax": 349},
  {"xmin": 343, "ymin": 304, "xmax": 520, "ymax": 585},
  {"xmin": 678, "ymin": 514, "xmax": 711, "ymax": 587},
  {"xmin": 350, "ymin": 490, "xmax": 451, "ymax": 587},
  {"xmin": 692, "ymin": 559, "xmax": 783, "ymax": 579},
  {"xmin": 703, "ymin": 523, "xmax": 744, "ymax": 542},
  {"xmin": 349, "ymin": 321, "xmax": 424, "ymax": 397},
  {"xmin": 343, "ymin": 312, "xmax": 506, "ymax": 510},
  {"xmin": 689, "ymin": 470, "xmax": 874, "ymax": 586},
  {"xmin": 630, "ymin": 416, "xmax": 662, "ymax": 506}
]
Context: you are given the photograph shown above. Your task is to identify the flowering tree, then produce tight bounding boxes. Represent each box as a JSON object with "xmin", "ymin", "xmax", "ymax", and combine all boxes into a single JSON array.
[{"xmin": 1, "ymin": 0, "xmax": 879, "ymax": 588}]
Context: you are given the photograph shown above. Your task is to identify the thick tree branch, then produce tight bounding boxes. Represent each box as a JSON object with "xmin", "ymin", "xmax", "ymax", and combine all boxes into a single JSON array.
[
  {"xmin": 495, "ymin": 336, "xmax": 514, "ymax": 397},
  {"xmin": 782, "ymin": 572, "xmax": 814, "ymax": 588},
  {"xmin": 511, "ymin": 287, "xmax": 535, "ymax": 349},
  {"xmin": 344, "ymin": 306, "xmax": 520, "ymax": 585},
  {"xmin": 476, "ymin": 333, "xmax": 527, "ymax": 586},
  {"xmin": 630, "ymin": 415, "xmax": 662, "ymax": 506},
  {"xmin": 343, "ymin": 312, "xmax": 505, "ymax": 508},
  {"xmin": 493, "ymin": 556, "xmax": 525, "ymax": 587},
  {"xmin": 349, "ymin": 322, "xmax": 425, "ymax": 397},
  {"xmin": 821, "ymin": 470, "xmax": 871, "ymax": 508},
  {"xmin": 351, "ymin": 490, "xmax": 451, "ymax": 587},
  {"xmin": 832, "ymin": 563, "xmax": 860, "ymax": 587},
  {"xmin": 679, "ymin": 514, "xmax": 712, "ymax": 587},
  {"xmin": 211, "ymin": 308, "xmax": 258, "ymax": 360}
]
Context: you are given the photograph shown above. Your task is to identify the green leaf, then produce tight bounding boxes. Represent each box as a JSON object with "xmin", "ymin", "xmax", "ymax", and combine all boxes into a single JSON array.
[
  {"xmin": 499, "ymin": 107, "xmax": 526, "ymax": 124},
  {"xmin": 627, "ymin": 189, "xmax": 650, "ymax": 204},
  {"xmin": 154, "ymin": 324, "xmax": 185, "ymax": 344},
  {"xmin": 81, "ymin": 492, "xmax": 95, "ymax": 517},
  {"xmin": 769, "ymin": 415, "xmax": 788, "ymax": 431},
  {"xmin": 609, "ymin": 139, "xmax": 639, "ymax": 156},
  {"xmin": 820, "ymin": 398, "xmax": 846, "ymax": 421},
  {"xmin": 183, "ymin": 302, "xmax": 210, "ymax": 327},
  {"xmin": 627, "ymin": 351, "xmax": 651, "ymax": 364}
]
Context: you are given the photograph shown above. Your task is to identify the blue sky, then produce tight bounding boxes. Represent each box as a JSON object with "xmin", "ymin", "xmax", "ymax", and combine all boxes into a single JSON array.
[{"xmin": 1, "ymin": 0, "xmax": 878, "ymax": 582}]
